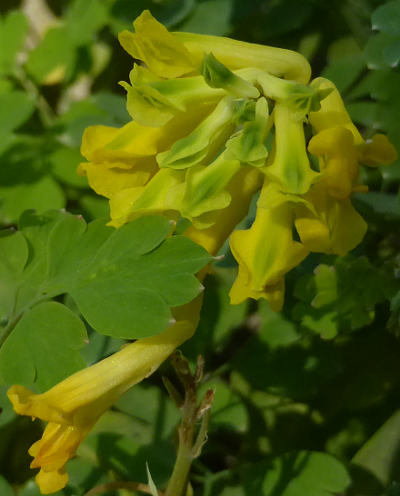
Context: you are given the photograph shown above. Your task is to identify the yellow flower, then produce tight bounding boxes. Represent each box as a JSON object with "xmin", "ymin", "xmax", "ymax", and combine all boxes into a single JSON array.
[
  {"xmin": 119, "ymin": 10, "xmax": 311, "ymax": 84},
  {"xmin": 8, "ymin": 299, "xmax": 202, "ymax": 494},
  {"xmin": 118, "ymin": 10, "xmax": 194, "ymax": 78},
  {"xmin": 265, "ymin": 102, "xmax": 319, "ymax": 195},
  {"xmin": 309, "ymin": 77, "xmax": 397, "ymax": 167},
  {"xmin": 229, "ymin": 182, "xmax": 309, "ymax": 310},
  {"xmin": 358, "ymin": 134, "xmax": 398, "ymax": 166},
  {"xmin": 308, "ymin": 126, "xmax": 359, "ymax": 200},
  {"xmin": 185, "ymin": 166, "xmax": 263, "ymax": 255},
  {"xmin": 294, "ymin": 182, "xmax": 367, "ymax": 255},
  {"xmin": 309, "ymin": 77, "xmax": 364, "ymax": 143}
]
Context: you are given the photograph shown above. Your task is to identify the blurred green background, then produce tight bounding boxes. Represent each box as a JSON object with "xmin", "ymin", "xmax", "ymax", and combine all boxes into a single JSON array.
[{"xmin": 1, "ymin": 0, "xmax": 400, "ymax": 495}]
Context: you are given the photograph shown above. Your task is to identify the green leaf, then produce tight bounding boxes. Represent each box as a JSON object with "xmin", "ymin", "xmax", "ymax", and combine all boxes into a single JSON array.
[
  {"xmin": 0, "ymin": 301, "xmax": 87, "ymax": 391},
  {"xmin": 383, "ymin": 38, "xmax": 400, "ymax": 67},
  {"xmin": 0, "ymin": 230, "xmax": 28, "ymax": 322},
  {"xmin": 246, "ymin": 451, "xmax": 351, "ymax": 496},
  {"xmin": 115, "ymin": 383, "xmax": 180, "ymax": 441},
  {"xmin": 49, "ymin": 147, "xmax": 89, "ymax": 188},
  {"xmin": 26, "ymin": 27, "xmax": 76, "ymax": 85},
  {"xmin": 352, "ymin": 410, "xmax": 400, "ymax": 487},
  {"xmin": 110, "ymin": 0, "xmax": 195, "ymax": 32},
  {"xmin": 179, "ymin": 0, "xmax": 234, "ymax": 36},
  {"xmin": 64, "ymin": 0, "xmax": 109, "ymax": 45},
  {"xmin": 0, "ymin": 211, "xmax": 210, "ymax": 346},
  {"xmin": 66, "ymin": 457, "xmax": 107, "ymax": 494},
  {"xmin": 346, "ymin": 101, "xmax": 381, "ymax": 129},
  {"xmin": 372, "ymin": 0, "xmax": 400, "ymax": 36},
  {"xmin": 79, "ymin": 194, "xmax": 110, "ymax": 220},
  {"xmin": 0, "ymin": 176, "xmax": 65, "ymax": 225},
  {"xmin": 322, "ymin": 56, "xmax": 365, "ymax": 93},
  {"xmin": 67, "ymin": 219, "xmax": 209, "ymax": 338},
  {"xmin": 253, "ymin": 0, "xmax": 314, "ymax": 37},
  {"xmin": 0, "ymin": 476, "xmax": 15, "ymax": 496},
  {"xmin": 258, "ymin": 300, "xmax": 301, "ymax": 349},
  {"xmin": 0, "ymin": 11, "xmax": 28, "ymax": 75},
  {"xmin": 364, "ymin": 32, "xmax": 400, "ymax": 70},
  {"xmin": 0, "ymin": 386, "xmax": 16, "ymax": 426},
  {"xmin": 0, "ymin": 90, "xmax": 35, "ymax": 135},
  {"xmin": 293, "ymin": 255, "xmax": 396, "ymax": 337},
  {"xmin": 56, "ymin": 98, "xmax": 121, "ymax": 147},
  {"xmin": 354, "ymin": 191, "xmax": 400, "ymax": 222}
]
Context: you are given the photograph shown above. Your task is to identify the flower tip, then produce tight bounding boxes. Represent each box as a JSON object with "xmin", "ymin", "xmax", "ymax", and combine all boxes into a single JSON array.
[
  {"xmin": 7, "ymin": 385, "xmax": 34, "ymax": 415},
  {"xmin": 36, "ymin": 468, "xmax": 69, "ymax": 495}
]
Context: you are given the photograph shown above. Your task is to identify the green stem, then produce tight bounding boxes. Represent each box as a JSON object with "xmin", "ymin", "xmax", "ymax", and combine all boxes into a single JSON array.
[
  {"xmin": 164, "ymin": 353, "xmax": 213, "ymax": 496},
  {"xmin": 165, "ymin": 428, "xmax": 195, "ymax": 496}
]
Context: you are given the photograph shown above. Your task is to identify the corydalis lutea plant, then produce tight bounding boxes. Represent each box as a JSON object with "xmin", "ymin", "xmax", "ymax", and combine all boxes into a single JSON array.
[
  {"xmin": 8, "ymin": 9, "xmax": 398, "ymax": 495},
  {"xmin": 81, "ymin": 10, "xmax": 396, "ymax": 310}
]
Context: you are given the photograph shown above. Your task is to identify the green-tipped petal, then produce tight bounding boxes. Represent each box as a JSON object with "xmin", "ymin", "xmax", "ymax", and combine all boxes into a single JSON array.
[
  {"xmin": 201, "ymin": 52, "xmax": 259, "ymax": 98},
  {"xmin": 121, "ymin": 68, "xmax": 226, "ymax": 127},
  {"xmin": 181, "ymin": 153, "xmax": 241, "ymax": 221},
  {"xmin": 157, "ymin": 97, "xmax": 238, "ymax": 169},
  {"xmin": 131, "ymin": 168, "xmax": 184, "ymax": 212},
  {"xmin": 109, "ymin": 168, "xmax": 184, "ymax": 227},
  {"xmin": 226, "ymin": 97, "xmax": 270, "ymax": 167},
  {"xmin": 118, "ymin": 10, "xmax": 194, "ymax": 78},
  {"xmin": 265, "ymin": 103, "xmax": 319, "ymax": 194},
  {"xmin": 250, "ymin": 71, "xmax": 332, "ymax": 120}
]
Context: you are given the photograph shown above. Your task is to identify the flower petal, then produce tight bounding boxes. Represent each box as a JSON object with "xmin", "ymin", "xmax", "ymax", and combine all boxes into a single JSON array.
[{"xmin": 118, "ymin": 10, "xmax": 194, "ymax": 78}]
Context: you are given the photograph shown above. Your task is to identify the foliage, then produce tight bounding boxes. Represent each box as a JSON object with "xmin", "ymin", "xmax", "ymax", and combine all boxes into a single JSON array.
[{"xmin": 0, "ymin": 0, "xmax": 399, "ymax": 496}]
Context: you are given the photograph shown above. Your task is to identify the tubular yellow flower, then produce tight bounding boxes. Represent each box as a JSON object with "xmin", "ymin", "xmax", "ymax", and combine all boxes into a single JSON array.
[
  {"xmin": 173, "ymin": 31, "xmax": 311, "ymax": 84},
  {"xmin": 8, "ymin": 298, "xmax": 202, "ymax": 494},
  {"xmin": 265, "ymin": 102, "xmax": 319, "ymax": 194},
  {"xmin": 229, "ymin": 181, "xmax": 309, "ymax": 310},
  {"xmin": 118, "ymin": 10, "xmax": 311, "ymax": 84}
]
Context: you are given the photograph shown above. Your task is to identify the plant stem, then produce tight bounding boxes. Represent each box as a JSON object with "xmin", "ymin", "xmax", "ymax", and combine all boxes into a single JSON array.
[
  {"xmin": 165, "ymin": 422, "xmax": 196, "ymax": 496},
  {"xmin": 164, "ymin": 352, "xmax": 214, "ymax": 496}
]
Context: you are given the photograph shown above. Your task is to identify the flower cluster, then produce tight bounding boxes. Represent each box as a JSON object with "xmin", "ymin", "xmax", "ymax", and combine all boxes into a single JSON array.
[
  {"xmin": 8, "ymin": 10, "xmax": 397, "ymax": 495},
  {"xmin": 80, "ymin": 10, "xmax": 397, "ymax": 310}
]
